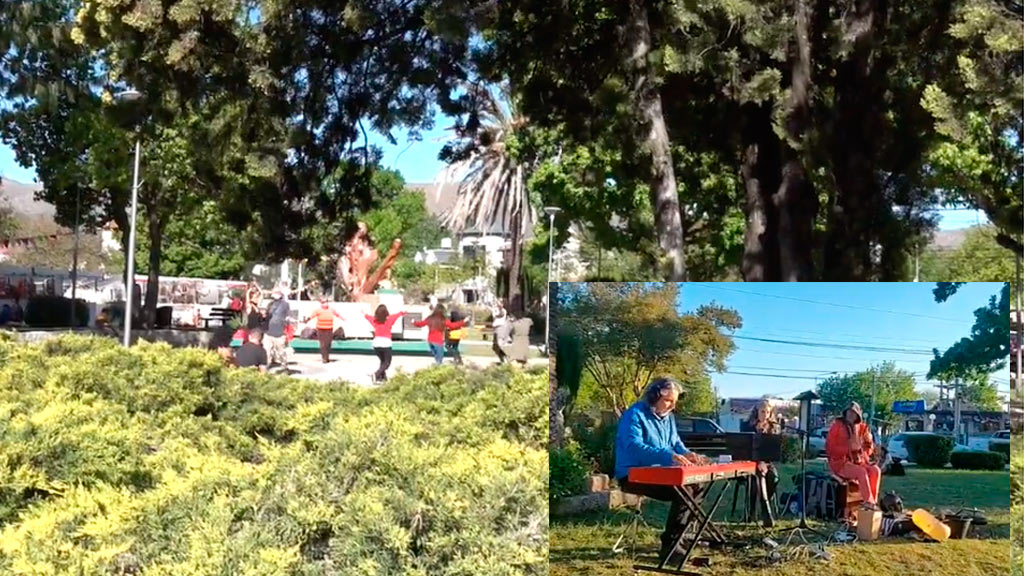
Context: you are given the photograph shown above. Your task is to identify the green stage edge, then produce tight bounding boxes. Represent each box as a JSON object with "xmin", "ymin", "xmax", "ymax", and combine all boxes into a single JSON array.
[{"xmin": 230, "ymin": 338, "xmax": 445, "ymax": 356}]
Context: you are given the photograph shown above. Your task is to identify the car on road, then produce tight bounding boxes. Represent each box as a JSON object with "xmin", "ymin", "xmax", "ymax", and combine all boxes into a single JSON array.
[
  {"xmin": 676, "ymin": 417, "xmax": 725, "ymax": 435},
  {"xmin": 987, "ymin": 429, "xmax": 1011, "ymax": 451}
]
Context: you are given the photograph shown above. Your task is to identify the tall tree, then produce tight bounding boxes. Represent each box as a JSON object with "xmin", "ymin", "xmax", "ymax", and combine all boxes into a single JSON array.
[
  {"xmin": 439, "ymin": 85, "xmax": 533, "ymax": 314},
  {"xmin": 928, "ymin": 282, "xmax": 1011, "ymax": 380},
  {"xmin": 817, "ymin": 363, "xmax": 919, "ymax": 425},
  {"xmin": 559, "ymin": 283, "xmax": 741, "ymax": 415},
  {"xmin": 921, "ymin": 0, "xmax": 1023, "ymax": 257}
]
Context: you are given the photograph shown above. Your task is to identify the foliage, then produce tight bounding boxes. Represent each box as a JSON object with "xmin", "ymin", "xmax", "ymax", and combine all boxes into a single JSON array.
[
  {"xmin": 929, "ymin": 283, "xmax": 1011, "ymax": 380},
  {"xmin": 949, "ymin": 450, "xmax": 1006, "ymax": 470},
  {"xmin": 920, "ymin": 1, "xmax": 1024, "ymax": 256},
  {"xmin": 920, "ymin": 227, "xmax": 1018, "ymax": 301},
  {"xmin": 565, "ymin": 413, "xmax": 617, "ymax": 477},
  {"xmin": 0, "ymin": 335, "xmax": 547, "ymax": 575},
  {"xmin": 549, "ymin": 442, "xmax": 590, "ymax": 501},
  {"xmin": 134, "ymin": 199, "xmax": 250, "ymax": 279},
  {"xmin": 559, "ymin": 283, "xmax": 740, "ymax": 415},
  {"xmin": 816, "ymin": 363, "xmax": 919, "ymax": 425},
  {"xmin": 781, "ymin": 435, "xmax": 803, "ymax": 464},
  {"xmin": 555, "ymin": 327, "xmax": 585, "ymax": 417},
  {"xmin": 23, "ymin": 295, "xmax": 89, "ymax": 327},
  {"xmin": 904, "ymin": 434, "xmax": 954, "ymax": 468},
  {"xmin": 0, "ymin": 189, "xmax": 17, "ymax": 239}
]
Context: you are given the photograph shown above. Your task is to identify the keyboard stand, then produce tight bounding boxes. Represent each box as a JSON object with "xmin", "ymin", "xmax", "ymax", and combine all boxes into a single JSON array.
[{"xmin": 633, "ymin": 477, "xmax": 736, "ymax": 575}]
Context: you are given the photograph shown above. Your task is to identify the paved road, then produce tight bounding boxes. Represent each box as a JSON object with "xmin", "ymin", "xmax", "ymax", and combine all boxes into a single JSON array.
[{"xmin": 274, "ymin": 347, "xmax": 547, "ymax": 385}]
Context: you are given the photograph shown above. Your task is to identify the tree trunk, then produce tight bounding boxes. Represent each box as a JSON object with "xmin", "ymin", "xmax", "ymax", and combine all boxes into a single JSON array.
[
  {"xmin": 144, "ymin": 206, "xmax": 163, "ymax": 330},
  {"xmin": 824, "ymin": 0, "xmax": 887, "ymax": 280},
  {"xmin": 507, "ymin": 207, "xmax": 525, "ymax": 316},
  {"xmin": 627, "ymin": 0, "xmax": 686, "ymax": 281},
  {"xmin": 741, "ymin": 103, "xmax": 782, "ymax": 281},
  {"xmin": 774, "ymin": 0, "xmax": 817, "ymax": 281},
  {"xmin": 549, "ymin": 281, "xmax": 565, "ymax": 449}
]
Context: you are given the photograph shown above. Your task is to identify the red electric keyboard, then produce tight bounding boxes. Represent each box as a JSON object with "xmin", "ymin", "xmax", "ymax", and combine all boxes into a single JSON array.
[
  {"xmin": 628, "ymin": 461, "xmax": 756, "ymax": 487},
  {"xmin": 627, "ymin": 461, "xmax": 757, "ymax": 576}
]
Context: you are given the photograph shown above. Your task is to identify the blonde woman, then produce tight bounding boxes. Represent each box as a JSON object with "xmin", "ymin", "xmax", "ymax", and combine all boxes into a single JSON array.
[{"xmin": 741, "ymin": 399, "xmax": 781, "ymax": 527}]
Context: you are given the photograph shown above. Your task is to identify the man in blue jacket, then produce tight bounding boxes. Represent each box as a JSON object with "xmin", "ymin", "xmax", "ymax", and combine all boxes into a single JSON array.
[{"xmin": 615, "ymin": 377, "xmax": 711, "ymax": 561}]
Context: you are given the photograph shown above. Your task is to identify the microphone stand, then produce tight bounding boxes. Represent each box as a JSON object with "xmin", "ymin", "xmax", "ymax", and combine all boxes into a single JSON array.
[{"xmin": 777, "ymin": 426, "xmax": 826, "ymax": 545}]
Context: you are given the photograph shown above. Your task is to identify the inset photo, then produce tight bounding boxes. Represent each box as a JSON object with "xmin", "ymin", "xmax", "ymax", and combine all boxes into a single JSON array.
[{"xmin": 549, "ymin": 282, "xmax": 1014, "ymax": 576}]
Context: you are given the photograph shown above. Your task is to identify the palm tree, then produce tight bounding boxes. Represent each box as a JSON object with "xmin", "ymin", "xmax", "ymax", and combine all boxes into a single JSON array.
[{"xmin": 437, "ymin": 84, "xmax": 534, "ymax": 315}]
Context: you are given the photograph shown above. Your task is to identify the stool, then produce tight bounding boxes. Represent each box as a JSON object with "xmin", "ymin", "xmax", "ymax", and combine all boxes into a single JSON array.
[
  {"xmin": 829, "ymin": 474, "xmax": 863, "ymax": 521},
  {"xmin": 612, "ymin": 495, "xmax": 650, "ymax": 558}
]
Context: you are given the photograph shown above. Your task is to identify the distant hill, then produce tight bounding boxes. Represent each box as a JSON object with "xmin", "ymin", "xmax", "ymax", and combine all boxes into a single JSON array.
[{"xmin": 0, "ymin": 177, "xmax": 56, "ymax": 219}]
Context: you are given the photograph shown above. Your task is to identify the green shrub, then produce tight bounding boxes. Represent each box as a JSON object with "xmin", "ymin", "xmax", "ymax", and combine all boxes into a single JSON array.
[
  {"xmin": 568, "ymin": 413, "xmax": 617, "ymax": 476},
  {"xmin": 550, "ymin": 442, "xmax": 590, "ymax": 500},
  {"xmin": 782, "ymin": 435, "xmax": 803, "ymax": 463},
  {"xmin": 904, "ymin": 434, "xmax": 954, "ymax": 468},
  {"xmin": 989, "ymin": 441, "xmax": 1010, "ymax": 463},
  {"xmin": 949, "ymin": 450, "xmax": 1006, "ymax": 470},
  {"xmin": 0, "ymin": 335, "xmax": 547, "ymax": 575},
  {"xmin": 24, "ymin": 295, "xmax": 89, "ymax": 327}
]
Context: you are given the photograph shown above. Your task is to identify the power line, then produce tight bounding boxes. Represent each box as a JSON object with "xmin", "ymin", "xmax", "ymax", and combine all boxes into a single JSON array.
[
  {"xmin": 689, "ymin": 283, "xmax": 973, "ymax": 324},
  {"xmin": 737, "ymin": 345, "xmax": 936, "ymax": 363},
  {"xmin": 741, "ymin": 326, "xmax": 946, "ymax": 347},
  {"xmin": 734, "ymin": 335, "xmax": 936, "ymax": 356}
]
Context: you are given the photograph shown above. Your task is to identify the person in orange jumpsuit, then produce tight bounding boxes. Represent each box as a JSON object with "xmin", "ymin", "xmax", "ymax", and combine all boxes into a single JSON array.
[{"xmin": 825, "ymin": 401, "xmax": 881, "ymax": 509}]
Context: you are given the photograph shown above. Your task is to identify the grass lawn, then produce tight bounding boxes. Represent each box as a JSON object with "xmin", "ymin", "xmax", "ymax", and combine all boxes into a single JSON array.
[{"xmin": 551, "ymin": 462, "xmax": 1009, "ymax": 576}]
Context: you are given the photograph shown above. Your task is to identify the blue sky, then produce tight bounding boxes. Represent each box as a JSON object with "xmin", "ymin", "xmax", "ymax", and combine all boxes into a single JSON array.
[
  {"xmin": 673, "ymin": 282, "xmax": 1010, "ymax": 400},
  {"xmin": 1, "ymin": 107, "xmax": 988, "ymax": 230}
]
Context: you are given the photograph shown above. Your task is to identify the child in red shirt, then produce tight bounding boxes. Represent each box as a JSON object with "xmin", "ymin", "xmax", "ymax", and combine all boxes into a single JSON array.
[{"xmin": 413, "ymin": 304, "xmax": 465, "ymax": 365}]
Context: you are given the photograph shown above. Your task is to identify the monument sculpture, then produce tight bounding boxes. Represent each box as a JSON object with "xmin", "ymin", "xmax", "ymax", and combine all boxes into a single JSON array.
[{"xmin": 335, "ymin": 221, "xmax": 402, "ymax": 300}]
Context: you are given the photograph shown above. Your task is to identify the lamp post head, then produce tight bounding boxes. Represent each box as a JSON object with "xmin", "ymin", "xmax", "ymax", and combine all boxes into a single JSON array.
[{"xmin": 543, "ymin": 206, "xmax": 561, "ymax": 218}]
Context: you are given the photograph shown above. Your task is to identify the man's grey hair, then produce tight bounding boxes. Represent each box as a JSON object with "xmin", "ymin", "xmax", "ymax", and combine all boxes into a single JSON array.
[{"xmin": 642, "ymin": 377, "xmax": 684, "ymax": 405}]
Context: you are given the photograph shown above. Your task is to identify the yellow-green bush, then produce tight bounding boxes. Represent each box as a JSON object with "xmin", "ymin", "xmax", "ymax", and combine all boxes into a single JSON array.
[{"xmin": 0, "ymin": 335, "xmax": 547, "ymax": 575}]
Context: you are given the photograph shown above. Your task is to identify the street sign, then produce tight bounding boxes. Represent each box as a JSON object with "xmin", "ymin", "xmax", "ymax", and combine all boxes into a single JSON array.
[{"xmin": 892, "ymin": 400, "xmax": 926, "ymax": 414}]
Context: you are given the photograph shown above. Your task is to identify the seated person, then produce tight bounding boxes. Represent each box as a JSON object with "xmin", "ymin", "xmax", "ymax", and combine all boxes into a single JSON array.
[
  {"xmin": 207, "ymin": 323, "xmax": 237, "ymax": 366},
  {"xmin": 615, "ymin": 377, "xmax": 710, "ymax": 561},
  {"xmin": 825, "ymin": 401, "xmax": 881, "ymax": 509},
  {"xmin": 234, "ymin": 328, "xmax": 268, "ymax": 373},
  {"xmin": 740, "ymin": 399, "xmax": 780, "ymax": 526}
]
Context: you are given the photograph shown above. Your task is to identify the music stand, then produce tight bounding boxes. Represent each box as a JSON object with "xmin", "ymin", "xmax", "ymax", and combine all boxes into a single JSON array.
[{"xmin": 778, "ymin": 390, "xmax": 827, "ymax": 545}]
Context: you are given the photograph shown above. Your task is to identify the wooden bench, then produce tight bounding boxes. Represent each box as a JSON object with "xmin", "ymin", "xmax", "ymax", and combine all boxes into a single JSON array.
[{"xmin": 204, "ymin": 307, "xmax": 238, "ymax": 329}]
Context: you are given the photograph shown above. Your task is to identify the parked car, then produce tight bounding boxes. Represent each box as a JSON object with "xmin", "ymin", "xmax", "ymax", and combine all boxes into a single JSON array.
[
  {"xmin": 988, "ymin": 429, "xmax": 1011, "ymax": 451},
  {"xmin": 887, "ymin": 432, "xmax": 975, "ymax": 462},
  {"xmin": 807, "ymin": 428, "xmax": 828, "ymax": 458},
  {"xmin": 676, "ymin": 417, "xmax": 725, "ymax": 435}
]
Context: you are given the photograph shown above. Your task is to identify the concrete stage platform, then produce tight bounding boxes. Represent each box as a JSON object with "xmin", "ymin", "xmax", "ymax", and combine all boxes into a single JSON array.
[{"xmin": 231, "ymin": 338, "xmax": 448, "ymax": 356}]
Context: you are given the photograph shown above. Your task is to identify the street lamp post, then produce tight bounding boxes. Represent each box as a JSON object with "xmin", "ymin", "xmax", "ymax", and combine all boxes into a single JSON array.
[
  {"xmin": 114, "ymin": 89, "xmax": 143, "ymax": 347},
  {"xmin": 543, "ymin": 206, "xmax": 561, "ymax": 356}
]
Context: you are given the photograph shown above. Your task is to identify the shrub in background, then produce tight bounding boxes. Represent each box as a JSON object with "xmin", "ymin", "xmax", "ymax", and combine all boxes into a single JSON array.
[
  {"xmin": 949, "ymin": 451, "xmax": 1006, "ymax": 470},
  {"xmin": 568, "ymin": 413, "xmax": 617, "ymax": 476},
  {"xmin": 24, "ymin": 295, "xmax": 89, "ymax": 328},
  {"xmin": 549, "ymin": 442, "xmax": 590, "ymax": 501},
  {"xmin": 905, "ymin": 434, "xmax": 954, "ymax": 468},
  {"xmin": 989, "ymin": 441, "xmax": 1010, "ymax": 463},
  {"xmin": 781, "ymin": 435, "xmax": 803, "ymax": 463}
]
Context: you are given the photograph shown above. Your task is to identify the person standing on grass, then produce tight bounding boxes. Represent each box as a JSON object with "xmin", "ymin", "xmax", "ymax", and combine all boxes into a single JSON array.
[
  {"xmin": 445, "ymin": 308, "xmax": 465, "ymax": 366},
  {"xmin": 311, "ymin": 295, "xmax": 344, "ymax": 363},
  {"xmin": 235, "ymin": 328, "xmax": 268, "ymax": 373},
  {"xmin": 264, "ymin": 288, "xmax": 291, "ymax": 372},
  {"xmin": 365, "ymin": 304, "xmax": 406, "ymax": 381},
  {"xmin": 826, "ymin": 401, "xmax": 881, "ymax": 509},
  {"xmin": 413, "ymin": 304, "xmax": 465, "ymax": 365},
  {"xmin": 491, "ymin": 300, "xmax": 507, "ymax": 361}
]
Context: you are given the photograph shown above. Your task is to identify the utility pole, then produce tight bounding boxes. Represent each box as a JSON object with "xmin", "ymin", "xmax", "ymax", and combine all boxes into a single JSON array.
[{"xmin": 952, "ymin": 377, "xmax": 962, "ymax": 445}]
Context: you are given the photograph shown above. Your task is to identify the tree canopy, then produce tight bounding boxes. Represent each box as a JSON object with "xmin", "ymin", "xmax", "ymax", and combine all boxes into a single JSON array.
[{"xmin": 817, "ymin": 362, "xmax": 919, "ymax": 426}]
